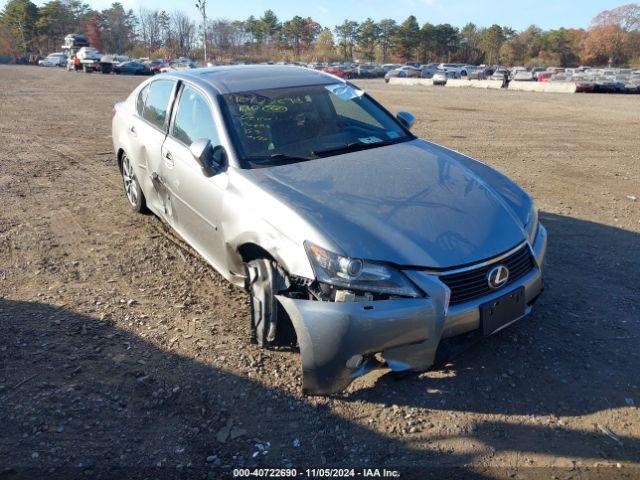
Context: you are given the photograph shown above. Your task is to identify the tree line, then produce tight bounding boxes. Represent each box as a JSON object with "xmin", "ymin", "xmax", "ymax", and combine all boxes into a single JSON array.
[{"xmin": 1, "ymin": 0, "xmax": 638, "ymax": 67}]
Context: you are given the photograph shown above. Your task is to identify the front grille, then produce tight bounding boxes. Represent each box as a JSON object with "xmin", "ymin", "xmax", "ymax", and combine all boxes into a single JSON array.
[{"xmin": 439, "ymin": 245, "xmax": 535, "ymax": 306}]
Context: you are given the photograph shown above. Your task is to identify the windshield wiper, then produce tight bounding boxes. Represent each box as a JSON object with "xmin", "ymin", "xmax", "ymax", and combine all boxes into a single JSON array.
[
  {"xmin": 245, "ymin": 153, "xmax": 315, "ymax": 167},
  {"xmin": 312, "ymin": 139, "xmax": 398, "ymax": 157}
]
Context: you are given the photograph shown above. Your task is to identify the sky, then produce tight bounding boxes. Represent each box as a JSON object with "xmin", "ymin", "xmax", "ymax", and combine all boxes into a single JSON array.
[{"xmin": 1, "ymin": 0, "xmax": 630, "ymax": 30}]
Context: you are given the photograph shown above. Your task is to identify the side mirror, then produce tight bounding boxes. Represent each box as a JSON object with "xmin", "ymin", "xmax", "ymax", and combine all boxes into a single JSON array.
[
  {"xmin": 396, "ymin": 111, "xmax": 415, "ymax": 130},
  {"xmin": 189, "ymin": 138, "xmax": 226, "ymax": 176}
]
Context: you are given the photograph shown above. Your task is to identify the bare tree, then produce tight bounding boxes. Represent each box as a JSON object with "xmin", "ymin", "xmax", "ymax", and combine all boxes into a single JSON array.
[
  {"xmin": 209, "ymin": 18, "xmax": 248, "ymax": 58},
  {"xmin": 138, "ymin": 7, "xmax": 163, "ymax": 56},
  {"xmin": 171, "ymin": 10, "xmax": 195, "ymax": 57},
  {"xmin": 593, "ymin": 3, "xmax": 640, "ymax": 32},
  {"xmin": 195, "ymin": 0, "xmax": 207, "ymax": 62}
]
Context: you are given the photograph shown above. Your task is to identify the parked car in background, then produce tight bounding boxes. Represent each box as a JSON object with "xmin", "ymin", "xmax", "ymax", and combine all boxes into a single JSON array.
[
  {"xmin": 512, "ymin": 69, "xmax": 534, "ymax": 81},
  {"xmin": 432, "ymin": 70, "xmax": 449, "ymax": 86},
  {"xmin": 147, "ymin": 59, "xmax": 165, "ymax": 74},
  {"xmin": 72, "ymin": 47, "xmax": 116, "ymax": 73},
  {"xmin": 467, "ymin": 66, "xmax": 494, "ymax": 80},
  {"xmin": 438, "ymin": 63, "xmax": 462, "ymax": 79},
  {"xmin": 531, "ymin": 67, "xmax": 546, "ymax": 80},
  {"xmin": 39, "ymin": 52, "xmax": 66, "ymax": 67},
  {"xmin": 574, "ymin": 80, "xmax": 596, "ymax": 93},
  {"xmin": 322, "ymin": 64, "xmax": 354, "ymax": 79},
  {"xmin": 420, "ymin": 63, "xmax": 439, "ymax": 78},
  {"xmin": 111, "ymin": 55, "xmax": 131, "ymax": 65},
  {"xmin": 384, "ymin": 65, "xmax": 421, "ymax": 82},
  {"xmin": 76, "ymin": 47, "xmax": 101, "ymax": 60},
  {"xmin": 161, "ymin": 60, "xmax": 196, "ymax": 73},
  {"xmin": 460, "ymin": 65, "xmax": 476, "ymax": 77},
  {"xmin": 112, "ymin": 65, "xmax": 546, "ymax": 395},
  {"xmin": 354, "ymin": 64, "xmax": 385, "ymax": 78},
  {"xmin": 490, "ymin": 68, "xmax": 509, "ymax": 81},
  {"xmin": 537, "ymin": 71, "xmax": 554, "ymax": 82},
  {"xmin": 177, "ymin": 57, "xmax": 196, "ymax": 67},
  {"xmin": 381, "ymin": 63, "xmax": 400, "ymax": 72},
  {"xmin": 546, "ymin": 67, "xmax": 564, "ymax": 74},
  {"xmin": 114, "ymin": 61, "xmax": 152, "ymax": 75}
]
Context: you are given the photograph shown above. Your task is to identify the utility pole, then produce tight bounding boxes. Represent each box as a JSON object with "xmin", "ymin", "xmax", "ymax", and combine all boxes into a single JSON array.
[{"xmin": 195, "ymin": 0, "xmax": 208, "ymax": 62}]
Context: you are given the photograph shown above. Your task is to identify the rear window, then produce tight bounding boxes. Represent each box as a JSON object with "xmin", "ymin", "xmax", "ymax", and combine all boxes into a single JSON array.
[
  {"xmin": 136, "ymin": 84, "xmax": 149, "ymax": 116},
  {"xmin": 142, "ymin": 80, "xmax": 176, "ymax": 130}
]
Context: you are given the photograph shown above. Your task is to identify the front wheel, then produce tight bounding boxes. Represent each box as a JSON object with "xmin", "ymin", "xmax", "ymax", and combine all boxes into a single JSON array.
[
  {"xmin": 121, "ymin": 154, "xmax": 147, "ymax": 213},
  {"xmin": 247, "ymin": 258, "xmax": 296, "ymax": 348}
]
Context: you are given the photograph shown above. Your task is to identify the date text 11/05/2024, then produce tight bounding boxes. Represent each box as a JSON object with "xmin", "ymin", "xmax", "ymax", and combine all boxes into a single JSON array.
[{"xmin": 233, "ymin": 468, "xmax": 401, "ymax": 478}]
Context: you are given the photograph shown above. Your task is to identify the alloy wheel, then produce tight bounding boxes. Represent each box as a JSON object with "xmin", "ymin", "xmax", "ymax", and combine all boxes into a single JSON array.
[{"xmin": 122, "ymin": 155, "xmax": 138, "ymax": 207}]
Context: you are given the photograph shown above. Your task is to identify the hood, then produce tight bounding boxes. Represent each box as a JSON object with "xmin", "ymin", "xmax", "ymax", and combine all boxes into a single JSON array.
[{"xmin": 242, "ymin": 139, "xmax": 531, "ymax": 269}]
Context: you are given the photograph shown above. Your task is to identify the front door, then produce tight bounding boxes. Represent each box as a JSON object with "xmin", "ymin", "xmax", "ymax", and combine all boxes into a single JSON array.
[{"xmin": 160, "ymin": 83, "xmax": 227, "ymax": 271}]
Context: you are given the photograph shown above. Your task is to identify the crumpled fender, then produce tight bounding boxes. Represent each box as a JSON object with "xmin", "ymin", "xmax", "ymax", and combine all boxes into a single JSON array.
[{"xmin": 276, "ymin": 295, "xmax": 442, "ymax": 395}]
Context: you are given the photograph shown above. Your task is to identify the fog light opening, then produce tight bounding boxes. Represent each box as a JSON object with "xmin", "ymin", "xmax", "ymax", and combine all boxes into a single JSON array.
[{"xmin": 346, "ymin": 354, "xmax": 364, "ymax": 370}]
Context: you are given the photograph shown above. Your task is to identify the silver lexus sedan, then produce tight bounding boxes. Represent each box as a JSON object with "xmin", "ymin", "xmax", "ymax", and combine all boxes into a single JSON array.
[{"xmin": 112, "ymin": 66, "xmax": 547, "ymax": 395}]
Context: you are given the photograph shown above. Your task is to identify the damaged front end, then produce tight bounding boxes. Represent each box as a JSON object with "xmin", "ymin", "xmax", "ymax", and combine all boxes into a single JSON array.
[
  {"xmin": 275, "ymin": 265, "xmax": 450, "ymax": 395},
  {"xmin": 274, "ymin": 230, "xmax": 547, "ymax": 395},
  {"xmin": 276, "ymin": 296, "xmax": 437, "ymax": 395}
]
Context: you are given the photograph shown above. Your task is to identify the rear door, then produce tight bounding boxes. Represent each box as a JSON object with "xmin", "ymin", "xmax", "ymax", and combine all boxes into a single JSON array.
[
  {"xmin": 126, "ymin": 83, "xmax": 151, "ymax": 195},
  {"xmin": 131, "ymin": 78, "xmax": 178, "ymax": 216},
  {"xmin": 161, "ymin": 83, "xmax": 227, "ymax": 271}
]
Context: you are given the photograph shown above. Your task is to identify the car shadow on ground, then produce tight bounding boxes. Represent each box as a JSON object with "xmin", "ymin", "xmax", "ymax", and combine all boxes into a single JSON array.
[
  {"xmin": 2, "ymin": 298, "xmax": 637, "ymax": 480},
  {"xmin": 344, "ymin": 212, "xmax": 639, "ymax": 459},
  {"xmin": 0, "ymin": 298, "xmax": 560, "ymax": 480}
]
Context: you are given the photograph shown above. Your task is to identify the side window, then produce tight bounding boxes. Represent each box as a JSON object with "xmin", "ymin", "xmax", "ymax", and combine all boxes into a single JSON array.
[
  {"xmin": 136, "ymin": 84, "xmax": 149, "ymax": 116},
  {"xmin": 171, "ymin": 85, "xmax": 219, "ymax": 146},
  {"xmin": 142, "ymin": 80, "xmax": 176, "ymax": 130}
]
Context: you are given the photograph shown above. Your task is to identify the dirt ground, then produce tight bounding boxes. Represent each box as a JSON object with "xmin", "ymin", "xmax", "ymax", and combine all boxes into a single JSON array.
[{"xmin": 0, "ymin": 65, "xmax": 639, "ymax": 479}]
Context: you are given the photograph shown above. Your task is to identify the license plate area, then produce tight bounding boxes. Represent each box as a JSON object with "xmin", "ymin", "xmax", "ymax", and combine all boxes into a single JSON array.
[{"xmin": 481, "ymin": 287, "xmax": 525, "ymax": 336}]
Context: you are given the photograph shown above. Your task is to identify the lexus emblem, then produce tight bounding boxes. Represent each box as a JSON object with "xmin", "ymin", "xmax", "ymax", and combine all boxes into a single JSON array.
[{"xmin": 487, "ymin": 265, "xmax": 509, "ymax": 289}]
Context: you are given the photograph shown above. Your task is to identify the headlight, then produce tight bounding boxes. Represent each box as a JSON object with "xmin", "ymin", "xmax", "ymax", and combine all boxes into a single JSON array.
[
  {"xmin": 525, "ymin": 203, "xmax": 539, "ymax": 243},
  {"xmin": 304, "ymin": 242, "xmax": 421, "ymax": 297}
]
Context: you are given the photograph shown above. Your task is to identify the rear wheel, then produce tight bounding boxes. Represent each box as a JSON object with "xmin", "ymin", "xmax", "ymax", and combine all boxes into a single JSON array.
[
  {"xmin": 247, "ymin": 258, "xmax": 296, "ymax": 348},
  {"xmin": 121, "ymin": 154, "xmax": 148, "ymax": 213}
]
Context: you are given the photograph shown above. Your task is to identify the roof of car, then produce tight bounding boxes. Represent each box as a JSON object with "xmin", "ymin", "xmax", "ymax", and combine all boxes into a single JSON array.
[{"xmin": 165, "ymin": 65, "xmax": 341, "ymax": 94}]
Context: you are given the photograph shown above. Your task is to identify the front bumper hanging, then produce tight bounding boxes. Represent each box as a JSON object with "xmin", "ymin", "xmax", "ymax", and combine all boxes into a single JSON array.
[{"xmin": 276, "ymin": 295, "xmax": 443, "ymax": 395}]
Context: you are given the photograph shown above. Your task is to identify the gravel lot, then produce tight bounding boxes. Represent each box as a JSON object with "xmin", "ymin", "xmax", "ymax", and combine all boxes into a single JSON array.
[{"xmin": 0, "ymin": 65, "xmax": 639, "ymax": 479}]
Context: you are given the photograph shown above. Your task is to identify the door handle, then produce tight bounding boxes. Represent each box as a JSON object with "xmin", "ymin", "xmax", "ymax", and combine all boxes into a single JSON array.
[
  {"xmin": 129, "ymin": 125, "xmax": 137, "ymax": 137},
  {"xmin": 164, "ymin": 151, "xmax": 175, "ymax": 166}
]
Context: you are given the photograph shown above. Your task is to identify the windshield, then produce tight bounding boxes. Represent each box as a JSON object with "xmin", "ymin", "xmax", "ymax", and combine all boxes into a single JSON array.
[{"xmin": 221, "ymin": 83, "xmax": 413, "ymax": 168}]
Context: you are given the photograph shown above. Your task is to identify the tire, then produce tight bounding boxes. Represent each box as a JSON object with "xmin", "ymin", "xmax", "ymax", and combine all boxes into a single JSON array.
[
  {"xmin": 120, "ymin": 153, "xmax": 148, "ymax": 213},
  {"xmin": 247, "ymin": 258, "xmax": 296, "ymax": 348}
]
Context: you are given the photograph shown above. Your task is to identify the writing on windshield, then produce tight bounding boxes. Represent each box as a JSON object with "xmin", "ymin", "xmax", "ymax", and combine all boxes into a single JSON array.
[{"xmin": 222, "ymin": 84, "xmax": 412, "ymax": 167}]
